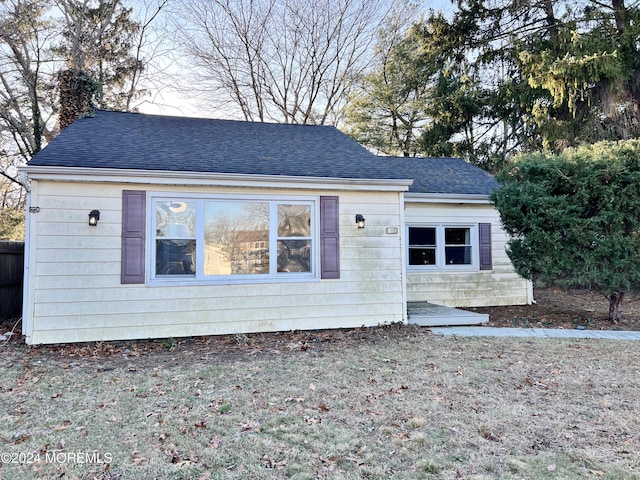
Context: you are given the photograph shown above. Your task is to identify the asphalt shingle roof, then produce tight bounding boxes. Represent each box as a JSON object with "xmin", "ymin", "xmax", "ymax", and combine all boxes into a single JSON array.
[
  {"xmin": 389, "ymin": 157, "xmax": 498, "ymax": 195},
  {"xmin": 28, "ymin": 110, "xmax": 497, "ymax": 195}
]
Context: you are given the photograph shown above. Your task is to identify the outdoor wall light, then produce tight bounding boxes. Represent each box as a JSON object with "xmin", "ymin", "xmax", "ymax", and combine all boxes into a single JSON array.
[
  {"xmin": 355, "ymin": 214, "xmax": 366, "ymax": 229},
  {"xmin": 88, "ymin": 210, "xmax": 100, "ymax": 226}
]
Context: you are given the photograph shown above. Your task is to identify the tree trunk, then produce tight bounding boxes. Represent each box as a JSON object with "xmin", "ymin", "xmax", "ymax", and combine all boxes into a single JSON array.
[
  {"xmin": 58, "ymin": 69, "xmax": 94, "ymax": 131},
  {"xmin": 608, "ymin": 292, "xmax": 625, "ymax": 323}
]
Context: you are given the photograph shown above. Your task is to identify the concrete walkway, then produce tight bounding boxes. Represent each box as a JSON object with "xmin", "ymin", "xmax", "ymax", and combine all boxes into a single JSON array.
[{"xmin": 430, "ymin": 326, "xmax": 640, "ymax": 340}]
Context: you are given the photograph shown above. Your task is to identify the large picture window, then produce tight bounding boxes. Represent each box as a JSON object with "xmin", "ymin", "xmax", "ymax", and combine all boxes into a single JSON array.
[
  {"xmin": 151, "ymin": 195, "xmax": 316, "ymax": 282},
  {"xmin": 408, "ymin": 225, "xmax": 477, "ymax": 270}
]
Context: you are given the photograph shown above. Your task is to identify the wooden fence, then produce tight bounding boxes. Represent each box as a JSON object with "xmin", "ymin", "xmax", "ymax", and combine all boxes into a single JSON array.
[{"xmin": 0, "ymin": 241, "xmax": 24, "ymax": 320}]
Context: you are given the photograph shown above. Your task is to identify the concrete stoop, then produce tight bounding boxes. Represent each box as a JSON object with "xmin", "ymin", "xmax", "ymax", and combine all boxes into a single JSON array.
[{"xmin": 407, "ymin": 302, "xmax": 489, "ymax": 327}]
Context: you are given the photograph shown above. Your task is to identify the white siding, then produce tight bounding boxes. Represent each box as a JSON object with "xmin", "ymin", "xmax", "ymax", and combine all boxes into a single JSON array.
[
  {"xmin": 405, "ymin": 201, "xmax": 531, "ymax": 307},
  {"xmin": 25, "ymin": 181, "xmax": 406, "ymax": 344}
]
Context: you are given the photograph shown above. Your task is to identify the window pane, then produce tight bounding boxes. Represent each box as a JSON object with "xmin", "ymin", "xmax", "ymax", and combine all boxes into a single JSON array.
[
  {"xmin": 445, "ymin": 228, "xmax": 471, "ymax": 264},
  {"xmin": 156, "ymin": 201, "xmax": 195, "ymax": 237},
  {"xmin": 278, "ymin": 204, "xmax": 312, "ymax": 274},
  {"xmin": 156, "ymin": 239, "xmax": 196, "ymax": 274},
  {"xmin": 445, "ymin": 228, "xmax": 470, "ymax": 245},
  {"xmin": 409, "ymin": 227, "xmax": 437, "ymax": 266},
  {"xmin": 204, "ymin": 201, "xmax": 269, "ymax": 275},
  {"xmin": 409, "ymin": 247, "xmax": 436, "ymax": 265},
  {"xmin": 445, "ymin": 246, "xmax": 472, "ymax": 265},
  {"xmin": 155, "ymin": 201, "xmax": 196, "ymax": 275},
  {"xmin": 278, "ymin": 204, "xmax": 311, "ymax": 237},
  {"xmin": 409, "ymin": 227, "xmax": 436, "ymax": 245},
  {"xmin": 278, "ymin": 240, "xmax": 311, "ymax": 272}
]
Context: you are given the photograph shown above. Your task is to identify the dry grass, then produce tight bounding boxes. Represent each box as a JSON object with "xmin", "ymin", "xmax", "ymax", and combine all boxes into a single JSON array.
[{"xmin": 1, "ymin": 325, "xmax": 639, "ymax": 479}]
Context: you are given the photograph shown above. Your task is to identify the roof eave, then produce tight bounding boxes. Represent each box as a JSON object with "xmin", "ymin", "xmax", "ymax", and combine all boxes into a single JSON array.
[
  {"xmin": 405, "ymin": 192, "xmax": 493, "ymax": 204},
  {"xmin": 21, "ymin": 165, "xmax": 413, "ymax": 192}
]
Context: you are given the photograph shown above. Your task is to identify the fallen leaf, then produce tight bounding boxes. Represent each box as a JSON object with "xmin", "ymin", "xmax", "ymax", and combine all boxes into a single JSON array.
[
  {"xmin": 284, "ymin": 397, "xmax": 304, "ymax": 403},
  {"xmin": 53, "ymin": 420, "xmax": 71, "ymax": 432},
  {"xmin": 261, "ymin": 454, "xmax": 287, "ymax": 469},
  {"xmin": 480, "ymin": 426, "xmax": 500, "ymax": 442},
  {"xmin": 547, "ymin": 463, "xmax": 556, "ymax": 472},
  {"xmin": 11, "ymin": 434, "xmax": 30, "ymax": 445},
  {"xmin": 589, "ymin": 470, "xmax": 604, "ymax": 476},
  {"xmin": 240, "ymin": 421, "xmax": 260, "ymax": 433}
]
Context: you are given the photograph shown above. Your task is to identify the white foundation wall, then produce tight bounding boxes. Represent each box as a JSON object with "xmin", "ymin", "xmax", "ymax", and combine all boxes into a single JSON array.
[
  {"xmin": 405, "ymin": 201, "xmax": 531, "ymax": 307},
  {"xmin": 24, "ymin": 181, "xmax": 406, "ymax": 344}
]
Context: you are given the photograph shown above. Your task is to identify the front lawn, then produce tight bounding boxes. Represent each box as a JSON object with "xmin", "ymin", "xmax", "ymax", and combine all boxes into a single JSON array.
[{"xmin": 1, "ymin": 325, "xmax": 638, "ymax": 479}]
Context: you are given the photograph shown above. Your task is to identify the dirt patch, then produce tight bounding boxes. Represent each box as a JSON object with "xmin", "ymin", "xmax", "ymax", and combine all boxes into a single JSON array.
[
  {"xmin": 1, "ymin": 318, "xmax": 427, "ymax": 370},
  {"xmin": 466, "ymin": 287, "xmax": 640, "ymax": 331}
]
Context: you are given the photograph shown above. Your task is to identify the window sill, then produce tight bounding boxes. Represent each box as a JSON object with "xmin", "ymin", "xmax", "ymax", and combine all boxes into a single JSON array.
[
  {"xmin": 407, "ymin": 265, "xmax": 479, "ymax": 273},
  {"xmin": 146, "ymin": 275, "xmax": 320, "ymax": 287}
]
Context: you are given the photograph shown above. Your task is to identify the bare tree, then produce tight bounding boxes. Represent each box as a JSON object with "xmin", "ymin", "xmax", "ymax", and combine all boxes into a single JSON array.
[
  {"xmin": 123, "ymin": 0, "xmax": 170, "ymax": 111},
  {"xmin": 0, "ymin": 0, "xmax": 58, "ymax": 217},
  {"xmin": 0, "ymin": 0, "xmax": 170, "ymax": 218},
  {"xmin": 176, "ymin": 0, "xmax": 394, "ymax": 125},
  {"xmin": 0, "ymin": 1, "xmax": 56, "ymax": 171}
]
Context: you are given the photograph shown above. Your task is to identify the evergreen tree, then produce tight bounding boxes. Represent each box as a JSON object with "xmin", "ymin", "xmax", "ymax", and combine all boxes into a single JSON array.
[
  {"xmin": 344, "ymin": 6, "xmax": 431, "ymax": 157},
  {"xmin": 491, "ymin": 140, "xmax": 640, "ymax": 322},
  {"xmin": 445, "ymin": 0, "xmax": 640, "ymax": 159},
  {"xmin": 345, "ymin": 1, "xmax": 640, "ymax": 169},
  {"xmin": 55, "ymin": 0, "xmax": 146, "ymax": 126}
]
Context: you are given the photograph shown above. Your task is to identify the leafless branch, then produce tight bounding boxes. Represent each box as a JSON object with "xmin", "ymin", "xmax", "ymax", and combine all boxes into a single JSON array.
[{"xmin": 175, "ymin": 0, "xmax": 393, "ymax": 125}]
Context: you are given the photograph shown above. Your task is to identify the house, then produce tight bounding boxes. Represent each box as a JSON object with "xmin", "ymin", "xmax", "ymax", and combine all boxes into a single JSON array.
[{"xmin": 20, "ymin": 110, "xmax": 531, "ymax": 345}]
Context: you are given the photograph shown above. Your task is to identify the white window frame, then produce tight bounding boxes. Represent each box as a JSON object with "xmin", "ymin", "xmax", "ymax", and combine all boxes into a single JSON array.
[
  {"xmin": 147, "ymin": 192, "xmax": 319, "ymax": 285},
  {"xmin": 406, "ymin": 224, "xmax": 479, "ymax": 271}
]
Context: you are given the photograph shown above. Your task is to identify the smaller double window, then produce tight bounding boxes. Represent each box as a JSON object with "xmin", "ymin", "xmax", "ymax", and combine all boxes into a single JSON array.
[{"xmin": 408, "ymin": 225, "xmax": 476, "ymax": 269}]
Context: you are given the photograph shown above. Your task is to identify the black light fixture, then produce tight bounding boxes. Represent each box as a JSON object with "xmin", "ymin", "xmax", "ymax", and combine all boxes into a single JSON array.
[
  {"xmin": 88, "ymin": 210, "xmax": 100, "ymax": 226},
  {"xmin": 355, "ymin": 214, "xmax": 366, "ymax": 229}
]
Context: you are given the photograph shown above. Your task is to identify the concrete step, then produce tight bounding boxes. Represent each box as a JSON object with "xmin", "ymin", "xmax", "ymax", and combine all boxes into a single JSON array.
[{"xmin": 407, "ymin": 302, "xmax": 489, "ymax": 327}]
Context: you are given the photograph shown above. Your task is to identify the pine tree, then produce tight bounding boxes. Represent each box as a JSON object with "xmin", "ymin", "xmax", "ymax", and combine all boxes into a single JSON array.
[{"xmin": 491, "ymin": 140, "xmax": 640, "ymax": 322}]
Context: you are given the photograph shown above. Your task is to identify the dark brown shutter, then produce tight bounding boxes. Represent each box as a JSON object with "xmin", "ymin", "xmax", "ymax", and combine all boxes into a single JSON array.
[
  {"xmin": 121, "ymin": 190, "xmax": 146, "ymax": 284},
  {"xmin": 479, "ymin": 223, "xmax": 492, "ymax": 271},
  {"xmin": 320, "ymin": 196, "xmax": 340, "ymax": 279}
]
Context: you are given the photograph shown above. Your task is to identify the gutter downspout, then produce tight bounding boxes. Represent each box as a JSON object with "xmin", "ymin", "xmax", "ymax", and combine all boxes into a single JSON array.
[
  {"xmin": 21, "ymin": 175, "xmax": 36, "ymax": 342},
  {"xmin": 399, "ymin": 191, "xmax": 408, "ymax": 323}
]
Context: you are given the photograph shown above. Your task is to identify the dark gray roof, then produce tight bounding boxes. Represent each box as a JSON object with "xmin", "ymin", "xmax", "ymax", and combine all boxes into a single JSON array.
[
  {"xmin": 28, "ymin": 110, "xmax": 497, "ymax": 195},
  {"xmin": 388, "ymin": 157, "xmax": 498, "ymax": 195}
]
